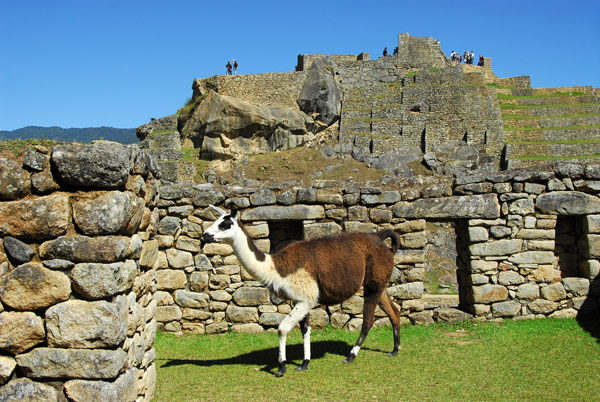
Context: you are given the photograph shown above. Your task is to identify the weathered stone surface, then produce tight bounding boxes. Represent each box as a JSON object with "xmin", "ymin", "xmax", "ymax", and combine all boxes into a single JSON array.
[
  {"xmin": 166, "ymin": 248, "xmax": 194, "ymax": 269},
  {"xmin": 528, "ymin": 298, "xmax": 559, "ymax": 314},
  {"xmin": 0, "ymin": 311, "xmax": 45, "ymax": 354},
  {"xmin": 433, "ymin": 307, "xmax": 473, "ymax": 323},
  {"xmin": 0, "ymin": 355, "xmax": 16, "ymax": 385},
  {"xmin": 297, "ymin": 56, "xmax": 341, "ymax": 126},
  {"xmin": 259, "ymin": 312, "xmax": 285, "ymax": 327},
  {"xmin": 540, "ymin": 282, "xmax": 567, "ymax": 301},
  {"xmin": 562, "ymin": 277, "xmax": 589, "ymax": 297},
  {"xmin": 491, "ymin": 300, "xmax": 521, "ymax": 317},
  {"xmin": 516, "ymin": 283, "xmax": 539, "ymax": 300},
  {"xmin": 157, "ymin": 216, "xmax": 181, "ymax": 236},
  {"xmin": 51, "ymin": 143, "xmax": 133, "ymax": 188},
  {"xmin": 536, "ymin": 191, "xmax": 600, "ymax": 215},
  {"xmin": 498, "ymin": 271, "xmax": 525, "ymax": 285},
  {"xmin": 17, "ymin": 348, "xmax": 127, "ymax": 379},
  {"xmin": 233, "ymin": 287, "xmax": 270, "ymax": 306},
  {"xmin": 303, "ymin": 222, "xmax": 341, "ymax": 239},
  {"xmin": 388, "ymin": 282, "xmax": 423, "ymax": 300},
  {"xmin": 73, "ymin": 191, "xmax": 144, "ymax": 235},
  {"xmin": 0, "ymin": 377, "xmax": 58, "ymax": 402},
  {"xmin": 2, "ymin": 236, "xmax": 35, "ymax": 265},
  {"xmin": 40, "ymin": 235, "xmax": 131, "ymax": 263},
  {"xmin": 469, "ymin": 239, "xmax": 523, "ymax": 257},
  {"xmin": 156, "ymin": 269, "xmax": 187, "ymax": 290},
  {"xmin": 71, "ymin": 261, "xmax": 138, "ymax": 300},
  {"xmin": 242, "ymin": 205, "xmax": 325, "ymax": 221},
  {"xmin": 392, "ymin": 193, "xmax": 500, "ymax": 219},
  {"xmin": 1, "ymin": 263, "xmax": 71, "ymax": 310},
  {"xmin": 155, "ymin": 306, "xmax": 182, "ymax": 322},
  {"xmin": 361, "ymin": 191, "xmax": 401, "ymax": 205},
  {"xmin": 185, "ymin": 92, "xmax": 315, "ymax": 159},
  {"xmin": 0, "ymin": 158, "xmax": 30, "ymax": 200},
  {"xmin": 472, "ymin": 284, "xmax": 508, "ymax": 303},
  {"xmin": 0, "ymin": 193, "xmax": 69, "ymax": 240},
  {"xmin": 46, "ymin": 298, "xmax": 128, "ymax": 348},
  {"xmin": 139, "ymin": 239, "xmax": 158, "ymax": 268},
  {"xmin": 174, "ymin": 290, "xmax": 209, "ymax": 308},
  {"xmin": 508, "ymin": 251, "xmax": 555, "ymax": 265},
  {"xmin": 226, "ymin": 305, "xmax": 258, "ymax": 323}
]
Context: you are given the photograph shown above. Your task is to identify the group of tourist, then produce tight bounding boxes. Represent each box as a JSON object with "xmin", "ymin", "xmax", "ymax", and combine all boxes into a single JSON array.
[
  {"xmin": 450, "ymin": 50, "xmax": 484, "ymax": 66},
  {"xmin": 382, "ymin": 47, "xmax": 399, "ymax": 57},
  {"xmin": 225, "ymin": 59, "xmax": 239, "ymax": 75}
]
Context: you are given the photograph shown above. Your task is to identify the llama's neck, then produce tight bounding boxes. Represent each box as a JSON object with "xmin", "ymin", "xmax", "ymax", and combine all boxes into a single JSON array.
[{"xmin": 230, "ymin": 226, "xmax": 274, "ymax": 283}]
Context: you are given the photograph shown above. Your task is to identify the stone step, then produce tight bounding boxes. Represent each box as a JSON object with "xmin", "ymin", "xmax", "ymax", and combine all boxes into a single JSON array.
[
  {"xmin": 503, "ymin": 115, "xmax": 600, "ymax": 129},
  {"xmin": 505, "ymin": 156, "xmax": 600, "ymax": 170},
  {"xmin": 501, "ymin": 104, "xmax": 600, "ymax": 118},
  {"xmin": 505, "ymin": 127, "xmax": 600, "ymax": 143},
  {"xmin": 504, "ymin": 142, "xmax": 600, "ymax": 159},
  {"xmin": 421, "ymin": 294, "xmax": 459, "ymax": 309}
]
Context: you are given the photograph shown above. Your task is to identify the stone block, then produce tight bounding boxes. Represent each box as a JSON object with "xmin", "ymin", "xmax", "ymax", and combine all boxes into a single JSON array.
[
  {"xmin": 71, "ymin": 260, "xmax": 138, "ymax": 300},
  {"xmin": 174, "ymin": 290, "xmax": 209, "ymax": 308},
  {"xmin": 540, "ymin": 282, "xmax": 567, "ymax": 301},
  {"xmin": 508, "ymin": 251, "xmax": 555, "ymax": 265},
  {"xmin": 472, "ymin": 284, "xmax": 508, "ymax": 304},
  {"xmin": 498, "ymin": 271, "xmax": 525, "ymax": 285},
  {"xmin": 242, "ymin": 205, "xmax": 325, "ymax": 221},
  {"xmin": 388, "ymin": 282, "xmax": 423, "ymax": 300},
  {"xmin": 303, "ymin": 222, "xmax": 342, "ymax": 239},
  {"xmin": 233, "ymin": 287, "xmax": 270, "ymax": 306},
  {"xmin": 16, "ymin": 348, "xmax": 127, "ymax": 379},
  {"xmin": 0, "ymin": 378, "xmax": 58, "ymax": 401},
  {"xmin": 0, "ymin": 194, "xmax": 69, "ymax": 240},
  {"xmin": 0, "ymin": 312, "xmax": 45, "ymax": 354},
  {"xmin": 166, "ymin": 248, "xmax": 195, "ymax": 268},
  {"xmin": 470, "ymin": 260, "xmax": 498, "ymax": 273},
  {"xmin": 536, "ymin": 191, "xmax": 600, "ymax": 215},
  {"xmin": 393, "ymin": 193, "xmax": 500, "ymax": 219},
  {"xmin": 155, "ymin": 306, "xmax": 182, "ymax": 322},
  {"xmin": 516, "ymin": 283, "xmax": 539, "ymax": 300},
  {"xmin": 0, "ymin": 355, "xmax": 16, "ymax": 385},
  {"xmin": 226, "ymin": 306, "xmax": 258, "ymax": 323},
  {"xmin": 46, "ymin": 298, "xmax": 127, "ymax": 349},
  {"xmin": 468, "ymin": 227, "xmax": 489, "ymax": 242},
  {"xmin": 528, "ymin": 299, "xmax": 559, "ymax": 314},
  {"xmin": 39, "ymin": 235, "xmax": 131, "ymax": 263},
  {"xmin": 469, "ymin": 239, "xmax": 523, "ymax": 257},
  {"xmin": 562, "ymin": 277, "xmax": 589, "ymax": 297},
  {"xmin": 1, "ymin": 263, "xmax": 71, "ymax": 310},
  {"xmin": 399, "ymin": 231, "xmax": 427, "ymax": 249},
  {"xmin": 491, "ymin": 300, "xmax": 521, "ymax": 317},
  {"xmin": 156, "ymin": 269, "xmax": 187, "ymax": 291}
]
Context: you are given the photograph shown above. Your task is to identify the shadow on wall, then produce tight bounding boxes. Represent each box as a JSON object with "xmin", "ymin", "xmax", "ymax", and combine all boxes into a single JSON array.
[{"xmin": 576, "ymin": 272, "xmax": 600, "ymax": 343}]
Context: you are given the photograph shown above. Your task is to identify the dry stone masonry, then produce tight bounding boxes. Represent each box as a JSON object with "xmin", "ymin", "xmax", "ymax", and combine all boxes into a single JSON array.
[
  {"xmin": 151, "ymin": 162, "xmax": 599, "ymax": 335},
  {"xmin": 0, "ymin": 142, "xmax": 160, "ymax": 401}
]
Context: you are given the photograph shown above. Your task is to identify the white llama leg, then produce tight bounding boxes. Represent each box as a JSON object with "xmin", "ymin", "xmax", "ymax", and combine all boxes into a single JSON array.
[{"xmin": 276, "ymin": 301, "xmax": 313, "ymax": 377}]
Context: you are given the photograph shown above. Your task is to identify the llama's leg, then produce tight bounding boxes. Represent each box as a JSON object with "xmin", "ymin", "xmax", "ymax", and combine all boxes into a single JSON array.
[
  {"xmin": 276, "ymin": 301, "xmax": 312, "ymax": 377},
  {"xmin": 343, "ymin": 290, "xmax": 380, "ymax": 364},
  {"xmin": 296, "ymin": 315, "xmax": 311, "ymax": 371},
  {"xmin": 378, "ymin": 290, "xmax": 401, "ymax": 356}
]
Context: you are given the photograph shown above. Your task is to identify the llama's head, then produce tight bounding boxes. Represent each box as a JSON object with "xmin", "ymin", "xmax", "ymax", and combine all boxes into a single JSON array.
[{"xmin": 202, "ymin": 205, "xmax": 240, "ymax": 244}]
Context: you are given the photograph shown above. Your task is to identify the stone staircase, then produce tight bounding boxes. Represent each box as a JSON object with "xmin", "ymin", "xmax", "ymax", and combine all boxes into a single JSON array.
[
  {"xmin": 138, "ymin": 131, "xmax": 198, "ymax": 184},
  {"xmin": 500, "ymin": 87, "xmax": 600, "ymax": 169}
]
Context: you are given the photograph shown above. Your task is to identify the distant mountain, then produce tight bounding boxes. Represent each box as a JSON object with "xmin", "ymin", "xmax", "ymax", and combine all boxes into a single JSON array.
[{"xmin": 0, "ymin": 126, "xmax": 139, "ymax": 144}]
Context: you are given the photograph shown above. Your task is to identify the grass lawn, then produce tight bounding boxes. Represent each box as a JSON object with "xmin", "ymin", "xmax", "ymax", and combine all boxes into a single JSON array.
[{"xmin": 153, "ymin": 318, "xmax": 599, "ymax": 401}]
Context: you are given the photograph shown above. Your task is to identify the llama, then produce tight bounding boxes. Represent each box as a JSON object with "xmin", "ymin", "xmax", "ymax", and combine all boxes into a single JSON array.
[{"xmin": 202, "ymin": 205, "xmax": 402, "ymax": 377}]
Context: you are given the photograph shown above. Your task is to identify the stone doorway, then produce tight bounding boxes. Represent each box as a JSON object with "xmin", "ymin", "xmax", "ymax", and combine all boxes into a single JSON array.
[{"xmin": 268, "ymin": 221, "xmax": 304, "ymax": 253}]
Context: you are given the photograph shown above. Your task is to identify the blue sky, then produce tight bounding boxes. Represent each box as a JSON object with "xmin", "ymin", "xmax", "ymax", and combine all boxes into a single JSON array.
[{"xmin": 1, "ymin": 0, "xmax": 598, "ymax": 131}]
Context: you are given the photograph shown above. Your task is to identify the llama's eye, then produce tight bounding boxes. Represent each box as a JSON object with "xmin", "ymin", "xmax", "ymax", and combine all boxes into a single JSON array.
[{"xmin": 218, "ymin": 217, "xmax": 233, "ymax": 230}]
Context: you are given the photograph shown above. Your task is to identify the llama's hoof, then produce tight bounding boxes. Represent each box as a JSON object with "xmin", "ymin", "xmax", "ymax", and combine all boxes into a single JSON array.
[
  {"xmin": 296, "ymin": 359, "xmax": 310, "ymax": 371},
  {"xmin": 276, "ymin": 361, "xmax": 287, "ymax": 377},
  {"xmin": 342, "ymin": 354, "xmax": 356, "ymax": 364},
  {"xmin": 387, "ymin": 351, "xmax": 398, "ymax": 357}
]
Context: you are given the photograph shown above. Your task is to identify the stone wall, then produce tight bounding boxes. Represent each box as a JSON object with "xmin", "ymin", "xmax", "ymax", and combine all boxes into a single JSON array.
[
  {"xmin": 152, "ymin": 162, "xmax": 599, "ymax": 335},
  {"xmin": 193, "ymin": 72, "xmax": 306, "ymax": 110},
  {"xmin": 0, "ymin": 143, "xmax": 161, "ymax": 401}
]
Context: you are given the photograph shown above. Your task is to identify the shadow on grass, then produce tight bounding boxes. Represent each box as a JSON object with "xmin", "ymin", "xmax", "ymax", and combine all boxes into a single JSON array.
[{"xmin": 158, "ymin": 340, "xmax": 350, "ymax": 375}]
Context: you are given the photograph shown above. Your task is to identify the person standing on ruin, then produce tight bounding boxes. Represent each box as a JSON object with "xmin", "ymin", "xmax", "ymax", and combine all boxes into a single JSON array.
[
  {"xmin": 233, "ymin": 59, "xmax": 238, "ymax": 75},
  {"xmin": 226, "ymin": 61, "xmax": 232, "ymax": 75},
  {"xmin": 383, "ymin": 47, "xmax": 387, "ymax": 56}
]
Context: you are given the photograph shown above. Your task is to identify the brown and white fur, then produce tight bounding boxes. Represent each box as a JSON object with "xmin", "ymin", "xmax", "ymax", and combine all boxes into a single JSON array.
[{"xmin": 202, "ymin": 205, "xmax": 402, "ymax": 377}]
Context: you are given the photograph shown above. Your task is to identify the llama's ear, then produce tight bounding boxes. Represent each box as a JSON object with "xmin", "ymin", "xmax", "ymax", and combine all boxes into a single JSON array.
[{"xmin": 230, "ymin": 204, "xmax": 239, "ymax": 219}]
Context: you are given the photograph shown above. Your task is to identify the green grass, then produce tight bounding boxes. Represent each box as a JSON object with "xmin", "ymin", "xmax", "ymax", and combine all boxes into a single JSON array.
[
  {"xmin": 500, "ymin": 102, "xmax": 598, "ymax": 110},
  {"xmin": 511, "ymin": 154, "xmax": 600, "ymax": 161},
  {"xmin": 154, "ymin": 318, "xmax": 600, "ymax": 401},
  {"xmin": 498, "ymin": 92, "xmax": 587, "ymax": 100},
  {"xmin": 504, "ymin": 124, "xmax": 600, "ymax": 131},
  {"xmin": 502, "ymin": 113, "xmax": 600, "ymax": 120},
  {"xmin": 505, "ymin": 139, "xmax": 600, "ymax": 145}
]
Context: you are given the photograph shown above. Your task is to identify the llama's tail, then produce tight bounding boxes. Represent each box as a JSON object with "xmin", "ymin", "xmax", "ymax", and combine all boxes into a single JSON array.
[{"xmin": 374, "ymin": 229, "xmax": 400, "ymax": 254}]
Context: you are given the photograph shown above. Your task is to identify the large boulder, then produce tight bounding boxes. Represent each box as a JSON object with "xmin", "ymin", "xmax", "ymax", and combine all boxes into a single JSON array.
[
  {"xmin": 181, "ymin": 91, "xmax": 316, "ymax": 159},
  {"xmin": 297, "ymin": 56, "xmax": 341, "ymax": 126},
  {"xmin": 51, "ymin": 142, "xmax": 133, "ymax": 188}
]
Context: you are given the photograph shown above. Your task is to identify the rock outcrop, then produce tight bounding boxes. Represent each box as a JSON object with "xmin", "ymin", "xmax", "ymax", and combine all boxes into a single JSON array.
[
  {"xmin": 297, "ymin": 56, "xmax": 341, "ymax": 126},
  {"xmin": 180, "ymin": 91, "xmax": 317, "ymax": 159}
]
